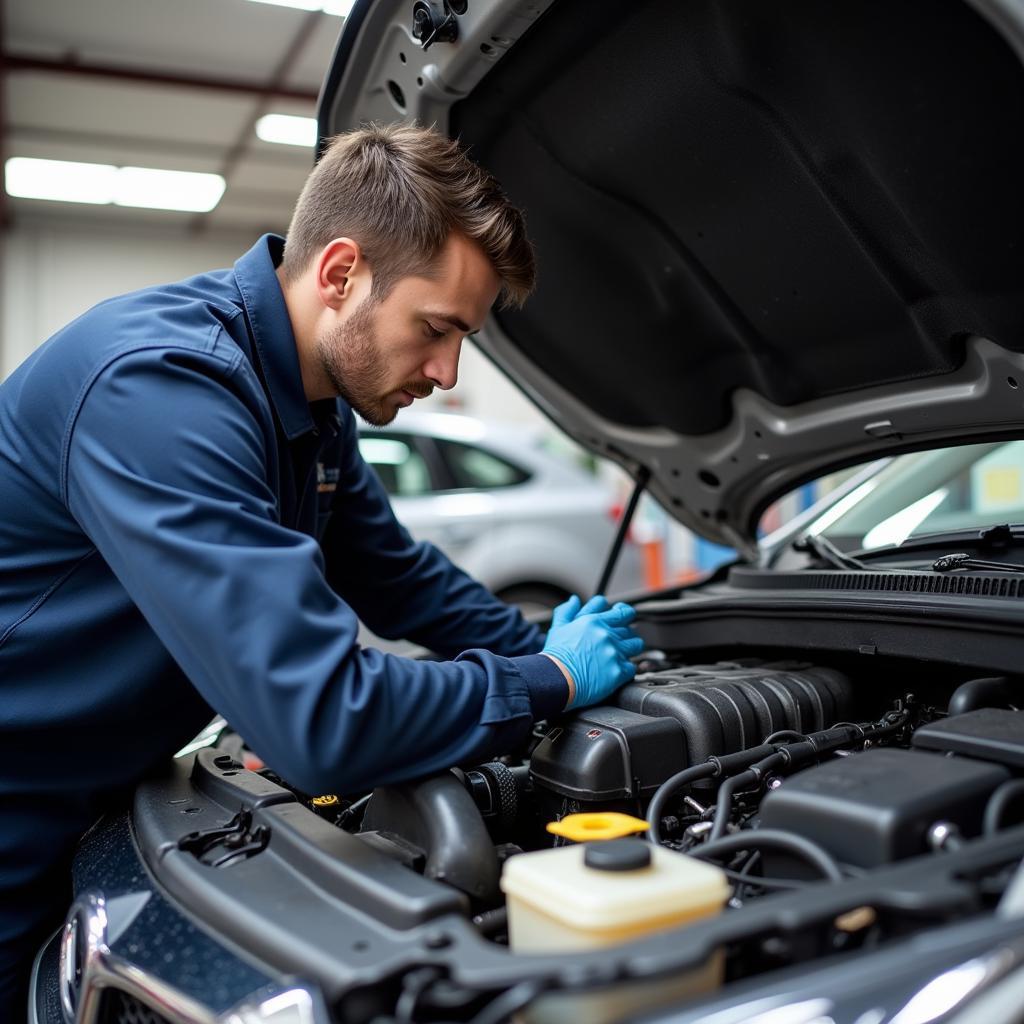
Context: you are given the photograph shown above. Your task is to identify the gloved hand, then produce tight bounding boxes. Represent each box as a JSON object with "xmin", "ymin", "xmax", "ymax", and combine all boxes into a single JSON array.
[{"xmin": 542, "ymin": 594, "xmax": 644, "ymax": 710}]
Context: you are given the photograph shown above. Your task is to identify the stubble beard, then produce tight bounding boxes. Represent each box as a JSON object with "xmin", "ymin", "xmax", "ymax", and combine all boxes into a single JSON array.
[{"xmin": 316, "ymin": 298, "xmax": 398, "ymax": 427}]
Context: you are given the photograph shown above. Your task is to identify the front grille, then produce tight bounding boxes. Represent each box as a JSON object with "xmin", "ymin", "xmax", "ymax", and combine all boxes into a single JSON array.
[{"xmin": 100, "ymin": 990, "xmax": 173, "ymax": 1024}]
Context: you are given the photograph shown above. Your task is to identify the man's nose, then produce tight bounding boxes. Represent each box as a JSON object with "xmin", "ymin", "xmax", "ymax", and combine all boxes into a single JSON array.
[{"xmin": 423, "ymin": 336, "xmax": 462, "ymax": 391}]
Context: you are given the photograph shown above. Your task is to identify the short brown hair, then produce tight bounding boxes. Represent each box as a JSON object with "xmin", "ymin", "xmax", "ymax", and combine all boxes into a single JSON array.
[{"xmin": 281, "ymin": 123, "xmax": 535, "ymax": 308}]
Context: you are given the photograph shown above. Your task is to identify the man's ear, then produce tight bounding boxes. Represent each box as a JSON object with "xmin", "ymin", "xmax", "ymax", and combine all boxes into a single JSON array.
[{"xmin": 315, "ymin": 237, "xmax": 366, "ymax": 310}]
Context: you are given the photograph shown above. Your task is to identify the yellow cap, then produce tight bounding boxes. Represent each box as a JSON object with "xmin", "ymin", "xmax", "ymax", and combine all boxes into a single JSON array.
[
  {"xmin": 546, "ymin": 812, "xmax": 650, "ymax": 843},
  {"xmin": 312, "ymin": 794, "xmax": 340, "ymax": 808}
]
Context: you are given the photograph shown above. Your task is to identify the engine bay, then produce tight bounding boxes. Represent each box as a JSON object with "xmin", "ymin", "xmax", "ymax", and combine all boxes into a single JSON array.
[
  {"xmin": 347, "ymin": 654, "xmax": 1024, "ymax": 906},
  {"xmin": 157, "ymin": 647, "xmax": 1024, "ymax": 1022}
]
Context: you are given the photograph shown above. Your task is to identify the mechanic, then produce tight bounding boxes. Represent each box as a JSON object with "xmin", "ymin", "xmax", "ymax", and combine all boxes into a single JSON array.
[{"xmin": 0, "ymin": 123, "xmax": 643, "ymax": 1017}]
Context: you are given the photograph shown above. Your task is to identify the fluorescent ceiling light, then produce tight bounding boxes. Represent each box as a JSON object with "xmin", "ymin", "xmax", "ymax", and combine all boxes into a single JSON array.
[
  {"xmin": 6, "ymin": 157, "xmax": 117, "ymax": 205},
  {"xmin": 245, "ymin": 0, "xmax": 355, "ymax": 15},
  {"xmin": 114, "ymin": 167, "xmax": 225, "ymax": 212},
  {"xmin": 5, "ymin": 158, "xmax": 226, "ymax": 213},
  {"xmin": 256, "ymin": 113, "xmax": 318, "ymax": 148}
]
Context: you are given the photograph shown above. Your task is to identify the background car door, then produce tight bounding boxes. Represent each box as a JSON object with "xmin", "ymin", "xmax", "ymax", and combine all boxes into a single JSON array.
[{"xmin": 356, "ymin": 429, "xmax": 493, "ymax": 564}]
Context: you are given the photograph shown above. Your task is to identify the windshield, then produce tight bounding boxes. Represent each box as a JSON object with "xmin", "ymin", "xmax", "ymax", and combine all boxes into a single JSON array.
[{"xmin": 805, "ymin": 440, "xmax": 1024, "ymax": 551}]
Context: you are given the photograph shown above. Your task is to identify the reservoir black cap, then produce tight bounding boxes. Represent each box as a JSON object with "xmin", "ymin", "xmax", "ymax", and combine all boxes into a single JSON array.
[{"xmin": 584, "ymin": 838, "xmax": 652, "ymax": 871}]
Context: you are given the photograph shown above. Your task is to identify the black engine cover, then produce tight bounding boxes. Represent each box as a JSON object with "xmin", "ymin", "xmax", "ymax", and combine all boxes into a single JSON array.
[
  {"xmin": 530, "ymin": 659, "xmax": 855, "ymax": 807},
  {"xmin": 615, "ymin": 660, "xmax": 855, "ymax": 765}
]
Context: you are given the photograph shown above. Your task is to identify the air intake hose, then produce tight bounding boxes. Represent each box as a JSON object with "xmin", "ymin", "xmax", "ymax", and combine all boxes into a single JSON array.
[
  {"xmin": 361, "ymin": 771, "xmax": 500, "ymax": 905},
  {"xmin": 948, "ymin": 676, "xmax": 1016, "ymax": 717}
]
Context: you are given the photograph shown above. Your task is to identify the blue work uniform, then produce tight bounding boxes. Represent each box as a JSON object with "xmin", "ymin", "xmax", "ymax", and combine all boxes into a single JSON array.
[{"xmin": 0, "ymin": 234, "xmax": 567, "ymax": 1015}]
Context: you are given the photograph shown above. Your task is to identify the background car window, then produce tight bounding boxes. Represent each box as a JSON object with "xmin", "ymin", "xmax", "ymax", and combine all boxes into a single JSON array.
[
  {"xmin": 436, "ymin": 440, "xmax": 530, "ymax": 490},
  {"xmin": 358, "ymin": 435, "xmax": 432, "ymax": 497}
]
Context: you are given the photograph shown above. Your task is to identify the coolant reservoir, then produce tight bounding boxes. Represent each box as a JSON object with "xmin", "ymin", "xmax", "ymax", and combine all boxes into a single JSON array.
[{"xmin": 500, "ymin": 838, "xmax": 730, "ymax": 1022}]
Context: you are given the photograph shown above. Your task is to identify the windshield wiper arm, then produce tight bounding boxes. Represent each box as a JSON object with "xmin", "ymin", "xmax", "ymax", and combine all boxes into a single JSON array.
[
  {"xmin": 933, "ymin": 552, "xmax": 1024, "ymax": 574},
  {"xmin": 801, "ymin": 536, "xmax": 1024, "ymax": 575},
  {"xmin": 795, "ymin": 533, "xmax": 875, "ymax": 571},
  {"xmin": 796, "ymin": 533, "xmax": 927, "ymax": 574}
]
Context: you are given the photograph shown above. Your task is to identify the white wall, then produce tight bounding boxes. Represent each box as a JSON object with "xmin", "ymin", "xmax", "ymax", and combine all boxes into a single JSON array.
[
  {"xmin": 2, "ymin": 217, "xmax": 256, "ymax": 378},
  {"xmin": 2, "ymin": 218, "xmax": 550, "ymax": 438}
]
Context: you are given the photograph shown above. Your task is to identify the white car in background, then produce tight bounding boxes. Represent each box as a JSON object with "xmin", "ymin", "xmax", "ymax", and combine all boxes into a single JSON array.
[{"xmin": 357, "ymin": 412, "xmax": 645, "ymax": 614}]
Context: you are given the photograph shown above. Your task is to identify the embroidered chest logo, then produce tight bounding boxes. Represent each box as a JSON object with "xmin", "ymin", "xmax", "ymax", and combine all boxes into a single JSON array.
[{"xmin": 317, "ymin": 462, "xmax": 340, "ymax": 494}]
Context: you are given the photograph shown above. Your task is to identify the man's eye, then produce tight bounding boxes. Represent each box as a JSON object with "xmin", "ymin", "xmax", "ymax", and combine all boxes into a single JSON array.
[{"xmin": 424, "ymin": 322, "xmax": 446, "ymax": 339}]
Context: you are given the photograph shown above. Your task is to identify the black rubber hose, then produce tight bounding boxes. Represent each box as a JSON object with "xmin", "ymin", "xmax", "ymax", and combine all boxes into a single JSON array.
[
  {"xmin": 708, "ymin": 770, "xmax": 757, "ymax": 843},
  {"xmin": 337, "ymin": 792, "xmax": 371, "ymax": 829},
  {"xmin": 720, "ymin": 867, "xmax": 807, "ymax": 890},
  {"xmin": 472, "ymin": 906, "xmax": 509, "ymax": 938},
  {"xmin": 709, "ymin": 751, "xmax": 790, "ymax": 842},
  {"xmin": 648, "ymin": 725, "xmax": 871, "ymax": 846},
  {"xmin": 710, "ymin": 744, "xmax": 779, "ymax": 777},
  {"xmin": 688, "ymin": 828, "xmax": 844, "ymax": 882},
  {"xmin": 984, "ymin": 780, "xmax": 1024, "ymax": 835},
  {"xmin": 362, "ymin": 772, "xmax": 501, "ymax": 904},
  {"xmin": 646, "ymin": 762, "xmax": 718, "ymax": 844},
  {"xmin": 948, "ymin": 677, "xmax": 1015, "ymax": 716},
  {"xmin": 471, "ymin": 980, "xmax": 550, "ymax": 1024}
]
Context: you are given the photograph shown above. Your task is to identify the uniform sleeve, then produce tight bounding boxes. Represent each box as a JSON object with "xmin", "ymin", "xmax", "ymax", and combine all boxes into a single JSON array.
[
  {"xmin": 319, "ymin": 408, "xmax": 546, "ymax": 659},
  {"xmin": 64, "ymin": 344, "xmax": 567, "ymax": 794}
]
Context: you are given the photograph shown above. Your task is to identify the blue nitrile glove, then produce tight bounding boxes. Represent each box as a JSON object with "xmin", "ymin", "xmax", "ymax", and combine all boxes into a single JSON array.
[{"xmin": 542, "ymin": 594, "xmax": 644, "ymax": 710}]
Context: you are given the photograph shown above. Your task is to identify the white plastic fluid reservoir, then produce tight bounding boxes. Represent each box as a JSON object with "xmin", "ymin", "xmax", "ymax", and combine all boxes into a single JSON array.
[{"xmin": 500, "ymin": 838, "xmax": 730, "ymax": 1023}]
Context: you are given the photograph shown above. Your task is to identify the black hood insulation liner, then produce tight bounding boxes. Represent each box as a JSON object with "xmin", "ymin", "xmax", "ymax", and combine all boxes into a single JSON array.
[{"xmin": 454, "ymin": 0, "xmax": 1024, "ymax": 437}]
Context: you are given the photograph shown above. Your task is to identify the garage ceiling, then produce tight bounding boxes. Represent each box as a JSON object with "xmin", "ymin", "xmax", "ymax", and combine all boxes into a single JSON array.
[{"xmin": 3, "ymin": 0, "xmax": 343, "ymax": 234}]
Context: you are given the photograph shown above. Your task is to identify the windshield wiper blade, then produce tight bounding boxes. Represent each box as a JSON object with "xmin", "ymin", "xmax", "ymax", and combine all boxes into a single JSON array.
[
  {"xmin": 933, "ymin": 552, "xmax": 1024, "ymax": 574},
  {"xmin": 847, "ymin": 524, "xmax": 1024, "ymax": 562}
]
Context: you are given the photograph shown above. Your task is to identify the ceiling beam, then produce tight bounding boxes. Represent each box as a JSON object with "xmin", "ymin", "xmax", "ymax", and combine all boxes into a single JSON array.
[
  {"xmin": 3, "ymin": 51, "xmax": 319, "ymax": 103},
  {"xmin": 191, "ymin": 9, "xmax": 322, "ymax": 233}
]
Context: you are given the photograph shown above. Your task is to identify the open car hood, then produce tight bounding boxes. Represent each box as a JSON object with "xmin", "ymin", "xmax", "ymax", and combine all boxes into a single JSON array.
[{"xmin": 319, "ymin": 0, "xmax": 1024, "ymax": 553}]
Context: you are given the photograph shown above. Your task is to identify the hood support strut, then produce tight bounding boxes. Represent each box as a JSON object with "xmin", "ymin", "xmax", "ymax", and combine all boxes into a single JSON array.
[{"xmin": 596, "ymin": 466, "xmax": 651, "ymax": 598}]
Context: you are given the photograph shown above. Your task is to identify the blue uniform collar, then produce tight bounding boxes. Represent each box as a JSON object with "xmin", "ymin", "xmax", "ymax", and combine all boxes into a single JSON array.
[{"xmin": 234, "ymin": 234, "xmax": 315, "ymax": 441}]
